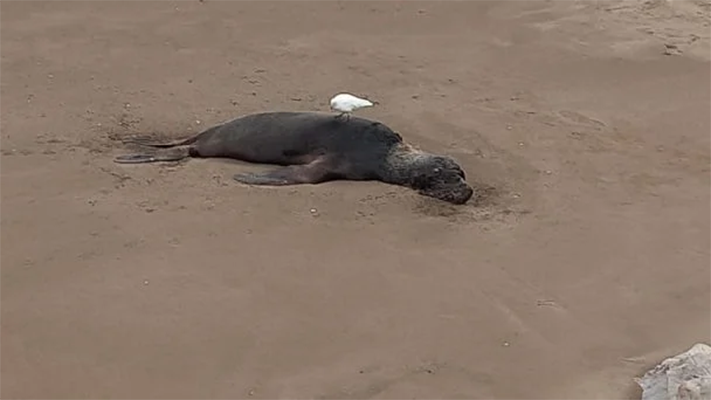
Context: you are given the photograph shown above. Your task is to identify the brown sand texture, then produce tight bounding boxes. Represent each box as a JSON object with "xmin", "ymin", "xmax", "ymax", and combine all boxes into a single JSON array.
[{"xmin": 1, "ymin": 1, "xmax": 709, "ymax": 398}]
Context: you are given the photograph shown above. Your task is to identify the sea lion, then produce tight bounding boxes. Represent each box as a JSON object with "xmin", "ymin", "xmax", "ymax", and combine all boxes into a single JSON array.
[{"xmin": 114, "ymin": 111, "xmax": 474, "ymax": 205}]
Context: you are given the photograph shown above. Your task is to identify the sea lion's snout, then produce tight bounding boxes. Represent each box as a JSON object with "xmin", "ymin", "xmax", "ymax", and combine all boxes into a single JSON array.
[
  {"xmin": 413, "ymin": 157, "xmax": 475, "ymax": 205},
  {"xmin": 452, "ymin": 180, "xmax": 475, "ymax": 204},
  {"xmin": 442, "ymin": 179, "xmax": 475, "ymax": 204},
  {"xmin": 418, "ymin": 178, "xmax": 474, "ymax": 205}
]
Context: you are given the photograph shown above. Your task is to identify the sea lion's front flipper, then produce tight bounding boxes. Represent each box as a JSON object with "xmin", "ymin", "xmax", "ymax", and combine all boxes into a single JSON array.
[{"xmin": 233, "ymin": 160, "xmax": 335, "ymax": 186}]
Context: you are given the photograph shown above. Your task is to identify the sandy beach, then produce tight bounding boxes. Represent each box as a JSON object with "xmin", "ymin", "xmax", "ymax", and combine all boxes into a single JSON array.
[{"xmin": 1, "ymin": 1, "xmax": 709, "ymax": 398}]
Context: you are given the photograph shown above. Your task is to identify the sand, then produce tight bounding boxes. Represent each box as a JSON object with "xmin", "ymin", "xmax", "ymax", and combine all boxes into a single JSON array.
[{"xmin": 1, "ymin": 1, "xmax": 709, "ymax": 398}]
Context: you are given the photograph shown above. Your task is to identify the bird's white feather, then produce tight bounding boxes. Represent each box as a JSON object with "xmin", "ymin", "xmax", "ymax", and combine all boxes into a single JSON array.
[{"xmin": 329, "ymin": 93, "xmax": 374, "ymax": 113}]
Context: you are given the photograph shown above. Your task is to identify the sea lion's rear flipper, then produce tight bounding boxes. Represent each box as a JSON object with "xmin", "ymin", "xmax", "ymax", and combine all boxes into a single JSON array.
[
  {"xmin": 114, "ymin": 154, "xmax": 159, "ymax": 164},
  {"xmin": 121, "ymin": 137, "xmax": 194, "ymax": 149},
  {"xmin": 122, "ymin": 128, "xmax": 218, "ymax": 148},
  {"xmin": 122, "ymin": 126, "xmax": 219, "ymax": 149},
  {"xmin": 113, "ymin": 148, "xmax": 190, "ymax": 164},
  {"xmin": 233, "ymin": 160, "xmax": 336, "ymax": 186}
]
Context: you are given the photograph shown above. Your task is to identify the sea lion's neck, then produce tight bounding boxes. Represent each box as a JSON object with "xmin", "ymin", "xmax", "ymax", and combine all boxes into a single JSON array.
[{"xmin": 379, "ymin": 143, "xmax": 432, "ymax": 189}]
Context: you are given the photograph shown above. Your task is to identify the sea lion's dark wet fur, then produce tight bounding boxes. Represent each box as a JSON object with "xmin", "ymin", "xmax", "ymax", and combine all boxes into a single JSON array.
[{"xmin": 114, "ymin": 111, "xmax": 474, "ymax": 204}]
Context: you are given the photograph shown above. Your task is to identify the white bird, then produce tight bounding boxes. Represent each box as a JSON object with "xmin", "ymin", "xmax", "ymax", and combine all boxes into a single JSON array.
[{"xmin": 329, "ymin": 93, "xmax": 374, "ymax": 119}]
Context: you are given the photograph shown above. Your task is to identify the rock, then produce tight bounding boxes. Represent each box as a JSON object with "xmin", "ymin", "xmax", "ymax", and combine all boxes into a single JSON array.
[{"xmin": 636, "ymin": 343, "xmax": 711, "ymax": 400}]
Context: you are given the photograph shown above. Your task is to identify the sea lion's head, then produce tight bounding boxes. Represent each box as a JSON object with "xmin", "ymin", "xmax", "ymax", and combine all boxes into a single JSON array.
[{"xmin": 409, "ymin": 155, "xmax": 474, "ymax": 205}]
